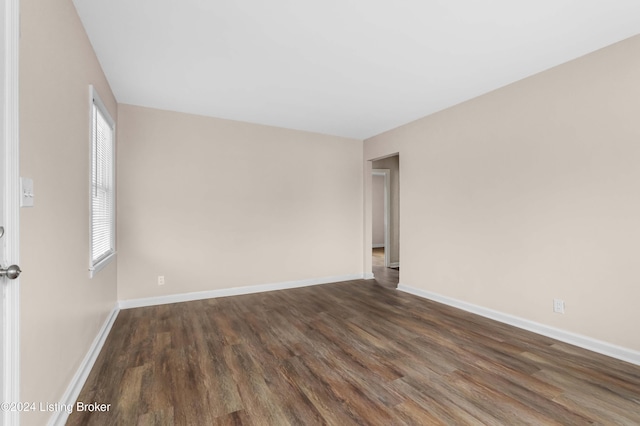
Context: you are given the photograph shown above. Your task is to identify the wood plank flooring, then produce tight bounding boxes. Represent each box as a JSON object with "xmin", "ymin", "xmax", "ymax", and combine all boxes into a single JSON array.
[{"xmin": 68, "ymin": 280, "xmax": 640, "ymax": 425}]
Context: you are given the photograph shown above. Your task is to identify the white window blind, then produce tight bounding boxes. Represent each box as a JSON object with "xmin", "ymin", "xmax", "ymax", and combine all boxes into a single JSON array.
[{"xmin": 90, "ymin": 87, "xmax": 115, "ymax": 276}]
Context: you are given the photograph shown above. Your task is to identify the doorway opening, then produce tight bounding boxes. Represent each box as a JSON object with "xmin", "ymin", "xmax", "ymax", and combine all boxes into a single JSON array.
[{"xmin": 371, "ymin": 154, "xmax": 399, "ymax": 289}]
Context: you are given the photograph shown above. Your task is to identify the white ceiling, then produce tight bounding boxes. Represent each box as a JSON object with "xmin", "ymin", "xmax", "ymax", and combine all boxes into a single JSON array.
[{"xmin": 72, "ymin": 0, "xmax": 640, "ymax": 139}]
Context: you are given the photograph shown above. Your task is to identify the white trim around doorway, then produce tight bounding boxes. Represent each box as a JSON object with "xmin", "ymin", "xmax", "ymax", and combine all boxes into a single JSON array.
[{"xmin": 1, "ymin": 0, "xmax": 21, "ymax": 424}]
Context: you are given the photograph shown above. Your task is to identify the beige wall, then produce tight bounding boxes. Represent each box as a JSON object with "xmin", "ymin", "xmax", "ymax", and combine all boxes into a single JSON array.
[
  {"xmin": 372, "ymin": 155, "xmax": 400, "ymax": 264},
  {"xmin": 117, "ymin": 104, "xmax": 363, "ymax": 301},
  {"xmin": 365, "ymin": 34, "xmax": 640, "ymax": 352},
  {"xmin": 19, "ymin": 0, "xmax": 118, "ymax": 425}
]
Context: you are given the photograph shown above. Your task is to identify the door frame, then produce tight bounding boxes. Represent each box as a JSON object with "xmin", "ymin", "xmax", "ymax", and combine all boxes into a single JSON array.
[
  {"xmin": 2, "ymin": 0, "xmax": 21, "ymax": 423},
  {"xmin": 372, "ymin": 169, "xmax": 390, "ymax": 268}
]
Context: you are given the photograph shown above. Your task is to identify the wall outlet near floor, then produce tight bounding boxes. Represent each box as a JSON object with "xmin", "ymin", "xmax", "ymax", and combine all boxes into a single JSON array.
[
  {"xmin": 158, "ymin": 276, "xmax": 165, "ymax": 286},
  {"xmin": 553, "ymin": 299, "xmax": 565, "ymax": 314}
]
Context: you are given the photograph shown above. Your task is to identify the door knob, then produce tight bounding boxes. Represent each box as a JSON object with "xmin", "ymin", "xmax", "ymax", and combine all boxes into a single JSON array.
[{"xmin": 0, "ymin": 264, "xmax": 21, "ymax": 280}]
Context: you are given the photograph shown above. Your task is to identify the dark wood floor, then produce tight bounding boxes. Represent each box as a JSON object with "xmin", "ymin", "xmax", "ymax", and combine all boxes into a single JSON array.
[{"xmin": 68, "ymin": 280, "xmax": 640, "ymax": 425}]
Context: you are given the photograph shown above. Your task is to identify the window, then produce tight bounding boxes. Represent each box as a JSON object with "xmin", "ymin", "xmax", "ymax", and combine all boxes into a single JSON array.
[{"xmin": 89, "ymin": 86, "xmax": 115, "ymax": 277}]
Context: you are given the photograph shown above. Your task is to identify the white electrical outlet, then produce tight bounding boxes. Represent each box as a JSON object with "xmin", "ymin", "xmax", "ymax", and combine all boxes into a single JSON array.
[
  {"xmin": 158, "ymin": 276, "xmax": 165, "ymax": 286},
  {"xmin": 553, "ymin": 299, "xmax": 565, "ymax": 314}
]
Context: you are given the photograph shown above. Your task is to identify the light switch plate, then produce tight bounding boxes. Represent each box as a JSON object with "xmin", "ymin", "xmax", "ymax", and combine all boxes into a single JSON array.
[{"xmin": 20, "ymin": 177, "xmax": 34, "ymax": 207}]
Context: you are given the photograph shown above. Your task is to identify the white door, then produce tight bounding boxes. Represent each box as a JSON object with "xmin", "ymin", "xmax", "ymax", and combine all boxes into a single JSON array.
[{"xmin": 1, "ymin": 0, "xmax": 21, "ymax": 423}]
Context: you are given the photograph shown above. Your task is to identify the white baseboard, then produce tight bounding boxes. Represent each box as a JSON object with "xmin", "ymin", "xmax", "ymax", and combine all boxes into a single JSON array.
[
  {"xmin": 372, "ymin": 244, "xmax": 385, "ymax": 248},
  {"xmin": 119, "ymin": 273, "xmax": 367, "ymax": 309},
  {"xmin": 397, "ymin": 284, "xmax": 640, "ymax": 367},
  {"xmin": 388, "ymin": 262, "xmax": 400, "ymax": 268},
  {"xmin": 364, "ymin": 272, "xmax": 375, "ymax": 280},
  {"xmin": 48, "ymin": 306, "xmax": 120, "ymax": 426}
]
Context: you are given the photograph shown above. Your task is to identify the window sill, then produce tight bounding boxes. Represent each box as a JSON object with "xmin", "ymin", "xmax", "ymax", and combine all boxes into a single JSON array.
[{"xmin": 89, "ymin": 251, "xmax": 117, "ymax": 278}]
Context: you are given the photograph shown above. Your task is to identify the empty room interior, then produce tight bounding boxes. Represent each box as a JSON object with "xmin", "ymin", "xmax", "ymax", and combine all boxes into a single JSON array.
[{"xmin": 6, "ymin": 0, "xmax": 640, "ymax": 424}]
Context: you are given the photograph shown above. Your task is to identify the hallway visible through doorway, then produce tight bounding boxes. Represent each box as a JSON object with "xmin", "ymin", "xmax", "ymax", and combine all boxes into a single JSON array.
[{"xmin": 372, "ymin": 247, "xmax": 398, "ymax": 289}]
